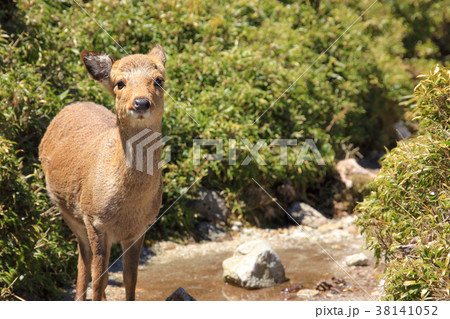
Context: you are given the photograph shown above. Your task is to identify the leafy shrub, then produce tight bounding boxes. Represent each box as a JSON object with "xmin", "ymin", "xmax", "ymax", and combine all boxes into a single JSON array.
[
  {"xmin": 0, "ymin": 0, "xmax": 448, "ymax": 299},
  {"xmin": 356, "ymin": 65, "xmax": 450, "ymax": 300},
  {"xmin": 0, "ymin": 136, "xmax": 77, "ymax": 300},
  {"xmin": 385, "ymin": 0, "xmax": 450, "ymax": 63}
]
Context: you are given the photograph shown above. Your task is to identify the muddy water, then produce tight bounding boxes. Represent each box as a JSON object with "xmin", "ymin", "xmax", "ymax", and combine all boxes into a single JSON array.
[{"xmin": 136, "ymin": 246, "xmax": 356, "ymax": 301}]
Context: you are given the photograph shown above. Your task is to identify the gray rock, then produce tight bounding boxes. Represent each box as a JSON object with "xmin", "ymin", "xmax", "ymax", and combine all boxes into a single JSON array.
[
  {"xmin": 397, "ymin": 244, "xmax": 416, "ymax": 255},
  {"xmin": 394, "ymin": 121, "xmax": 412, "ymax": 140},
  {"xmin": 222, "ymin": 240, "xmax": 287, "ymax": 289},
  {"xmin": 345, "ymin": 253, "xmax": 369, "ymax": 266},
  {"xmin": 287, "ymin": 202, "xmax": 327, "ymax": 228},
  {"xmin": 186, "ymin": 188, "xmax": 229, "ymax": 223},
  {"xmin": 357, "ymin": 150, "xmax": 384, "ymax": 169},
  {"xmin": 246, "ymin": 186, "xmax": 285, "ymax": 226},
  {"xmin": 194, "ymin": 222, "xmax": 229, "ymax": 242},
  {"xmin": 166, "ymin": 287, "xmax": 196, "ymax": 301},
  {"xmin": 336, "ymin": 158, "xmax": 377, "ymax": 189},
  {"xmin": 276, "ymin": 182, "xmax": 296, "ymax": 204}
]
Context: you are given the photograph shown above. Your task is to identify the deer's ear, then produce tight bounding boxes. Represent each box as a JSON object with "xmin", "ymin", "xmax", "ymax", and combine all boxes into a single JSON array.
[
  {"xmin": 81, "ymin": 51, "xmax": 115, "ymax": 94},
  {"xmin": 148, "ymin": 45, "xmax": 166, "ymax": 66}
]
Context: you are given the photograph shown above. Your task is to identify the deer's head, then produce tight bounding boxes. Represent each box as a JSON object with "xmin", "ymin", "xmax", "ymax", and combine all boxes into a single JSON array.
[{"xmin": 82, "ymin": 45, "xmax": 166, "ymax": 130}]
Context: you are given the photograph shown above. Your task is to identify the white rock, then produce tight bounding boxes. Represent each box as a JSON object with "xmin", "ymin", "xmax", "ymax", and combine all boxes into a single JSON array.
[
  {"xmin": 232, "ymin": 221, "xmax": 243, "ymax": 228},
  {"xmin": 345, "ymin": 253, "xmax": 369, "ymax": 266},
  {"xmin": 231, "ymin": 225, "xmax": 240, "ymax": 231},
  {"xmin": 222, "ymin": 240, "xmax": 286, "ymax": 289}
]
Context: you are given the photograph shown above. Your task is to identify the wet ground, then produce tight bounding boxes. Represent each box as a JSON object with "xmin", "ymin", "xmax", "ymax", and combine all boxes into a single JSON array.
[{"xmin": 64, "ymin": 215, "xmax": 385, "ymax": 301}]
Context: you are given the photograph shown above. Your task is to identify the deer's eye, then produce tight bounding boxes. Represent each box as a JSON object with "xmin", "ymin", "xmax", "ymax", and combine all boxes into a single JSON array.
[
  {"xmin": 155, "ymin": 78, "xmax": 164, "ymax": 89},
  {"xmin": 115, "ymin": 81, "xmax": 125, "ymax": 90}
]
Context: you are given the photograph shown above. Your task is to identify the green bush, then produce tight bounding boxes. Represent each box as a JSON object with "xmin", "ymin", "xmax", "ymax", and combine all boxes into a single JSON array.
[
  {"xmin": 385, "ymin": 0, "xmax": 450, "ymax": 63},
  {"xmin": 0, "ymin": 0, "xmax": 448, "ymax": 299},
  {"xmin": 356, "ymin": 65, "xmax": 450, "ymax": 300},
  {"xmin": 0, "ymin": 136, "xmax": 77, "ymax": 300}
]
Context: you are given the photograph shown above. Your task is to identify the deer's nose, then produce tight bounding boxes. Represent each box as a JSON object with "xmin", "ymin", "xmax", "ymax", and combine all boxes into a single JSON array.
[{"xmin": 133, "ymin": 98, "xmax": 151, "ymax": 112}]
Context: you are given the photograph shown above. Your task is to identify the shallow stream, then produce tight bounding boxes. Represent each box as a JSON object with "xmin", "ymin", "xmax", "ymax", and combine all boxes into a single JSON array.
[
  {"xmin": 64, "ymin": 217, "xmax": 383, "ymax": 301},
  {"xmin": 136, "ymin": 245, "xmax": 377, "ymax": 301}
]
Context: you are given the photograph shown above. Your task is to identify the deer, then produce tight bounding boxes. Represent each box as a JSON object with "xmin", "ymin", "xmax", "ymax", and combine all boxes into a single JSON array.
[{"xmin": 39, "ymin": 45, "xmax": 167, "ymax": 301}]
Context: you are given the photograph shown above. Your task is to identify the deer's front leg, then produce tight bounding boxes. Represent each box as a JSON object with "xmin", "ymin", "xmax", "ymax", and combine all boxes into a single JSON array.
[
  {"xmin": 86, "ymin": 222, "xmax": 110, "ymax": 301},
  {"xmin": 121, "ymin": 236, "xmax": 145, "ymax": 301}
]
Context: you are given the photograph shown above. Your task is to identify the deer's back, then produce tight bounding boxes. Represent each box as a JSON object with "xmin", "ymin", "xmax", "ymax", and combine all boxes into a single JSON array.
[
  {"xmin": 40, "ymin": 102, "xmax": 115, "ymax": 151},
  {"xmin": 39, "ymin": 102, "xmax": 117, "ymax": 215}
]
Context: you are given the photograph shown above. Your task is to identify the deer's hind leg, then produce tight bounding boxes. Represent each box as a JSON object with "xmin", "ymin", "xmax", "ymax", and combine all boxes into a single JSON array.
[
  {"xmin": 74, "ymin": 235, "xmax": 92, "ymax": 301},
  {"xmin": 60, "ymin": 209, "xmax": 93, "ymax": 301}
]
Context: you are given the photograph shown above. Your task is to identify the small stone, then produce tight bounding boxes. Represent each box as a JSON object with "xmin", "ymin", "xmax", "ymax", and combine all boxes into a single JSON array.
[
  {"xmin": 276, "ymin": 182, "xmax": 296, "ymax": 203},
  {"xmin": 233, "ymin": 221, "xmax": 243, "ymax": 227},
  {"xmin": 345, "ymin": 253, "xmax": 369, "ymax": 266},
  {"xmin": 165, "ymin": 287, "xmax": 196, "ymax": 301},
  {"xmin": 394, "ymin": 121, "xmax": 412, "ymax": 140},
  {"xmin": 317, "ymin": 223, "xmax": 340, "ymax": 232},
  {"xmin": 231, "ymin": 221, "xmax": 243, "ymax": 232},
  {"xmin": 185, "ymin": 188, "xmax": 229, "ymax": 223},
  {"xmin": 163, "ymin": 242, "xmax": 177, "ymax": 250},
  {"xmin": 280, "ymin": 283, "xmax": 303, "ymax": 294},
  {"xmin": 336, "ymin": 159, "xmax": 377, "ymax": 189},
  {"xmin": 194, "ymin": 222, "xmax": 229, "ymax": 242},
  {"xmin": 287, "ymin": 202, "xmax": 327, "ymax": 228},
  {"xmin": 397, "ymin": 244, "xmax": 417, "ymax": 255},
  {"xmin": 297, "ymin": 289, "xmax": 320, "ymax": 298},
  {"xmin": 246, "ymin": 186, "xmax": 286, "ymax": 225},
  {"xmin": 223, "ymin": 240, "xmax": 286, "ymax": 289}
]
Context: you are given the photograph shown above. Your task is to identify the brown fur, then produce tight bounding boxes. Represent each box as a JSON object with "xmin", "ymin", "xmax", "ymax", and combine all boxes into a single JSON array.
[{"xmin": 39, "ymin": 45, "xmax": 166, "ymax": 301}]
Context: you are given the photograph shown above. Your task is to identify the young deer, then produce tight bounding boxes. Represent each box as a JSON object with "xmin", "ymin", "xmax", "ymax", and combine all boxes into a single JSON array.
[{"xmin": 39, "ymin": 45, "xmax": 166, "ymax": 301}]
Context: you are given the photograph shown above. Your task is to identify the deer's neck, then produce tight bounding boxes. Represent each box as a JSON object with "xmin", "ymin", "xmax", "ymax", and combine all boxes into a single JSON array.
[{"xmin": 113, "ymin": 120, "xmax": 163, "ymax": 186}]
